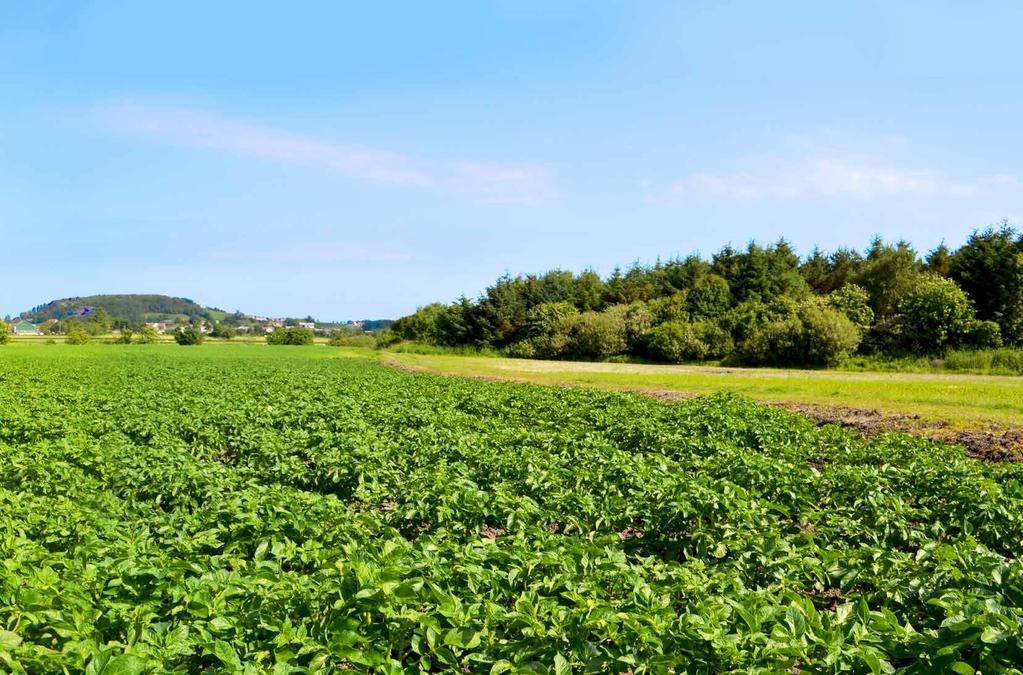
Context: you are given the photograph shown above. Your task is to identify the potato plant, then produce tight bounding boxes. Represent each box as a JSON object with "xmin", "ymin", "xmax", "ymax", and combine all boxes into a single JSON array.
[{"xmin": 1, "ymin": 346, "xmax": 1022, "ymax": 673}]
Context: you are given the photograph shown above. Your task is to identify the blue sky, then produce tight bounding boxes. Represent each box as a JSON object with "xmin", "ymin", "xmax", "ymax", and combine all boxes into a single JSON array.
[{"xmin": 3, "ymin": 1, "xmax": 1023, "ymax": 320}]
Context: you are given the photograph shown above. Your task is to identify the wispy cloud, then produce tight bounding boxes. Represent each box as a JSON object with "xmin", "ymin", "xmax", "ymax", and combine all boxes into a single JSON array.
[
  {"xmin": 95, "ymin": 103, "xmax": 557, "ymax": 205},
  {"xmin": 669, "ymin": 149, "xmax": 1018, "ymax": 201}
]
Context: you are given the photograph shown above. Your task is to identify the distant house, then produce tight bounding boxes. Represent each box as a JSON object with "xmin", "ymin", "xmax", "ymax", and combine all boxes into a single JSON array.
[
  {"xmin": 11, "ymin": 320, "xmax": 39, "ymax": 335},
  {"xmin": 298, "ymin": 321, "xmax": 316, "ymax": 330}
]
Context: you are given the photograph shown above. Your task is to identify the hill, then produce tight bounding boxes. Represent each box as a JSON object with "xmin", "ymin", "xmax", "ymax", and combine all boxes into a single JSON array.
[{"xmin": 19, "ymin": 294, "xmax": 229, "ymax": 325}]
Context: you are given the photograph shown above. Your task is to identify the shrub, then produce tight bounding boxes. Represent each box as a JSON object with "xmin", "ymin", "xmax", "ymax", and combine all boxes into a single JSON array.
[
  {"xmin": 897, "ymin": 275, "xmax": 975, "ymax": 352},
  {"xmin": 0, "ymin": 321, "xmax": 9, "ymax": 345},
  {"xmin": 648, "ymin": 320, "xmax": 733, "ymax": 362},
  {"xmin": 520, "ymin": 302, "xmax": 577, "ymax": 358},
  {"xmin": 621, "ymin": 303, "xmax": 653, "ymax": 351},
  {"xmin": 962, "ymin": 320, "xmax": 1003, "ymax": 350},
  {"xmin": 328, "ymin": 332, "xmax": 375, "ymax": 348},
  {"xmin": 266, "ymin": 327, "xmax": 314, "ymax": 346},
  {"xmin": 686, "ymin": 274, "xmax": 732, "ymax": 318},
  {"xmin": 390, "ymin": 303, "xmax": 466, "ymax": 345},
  {"xmin": 506, "ymin": 339, "xmax": 538, "ymax": 359},
  {"xmin": 648, "ymin": 292, "xmax": 689, "ymax": 325},
  {"xmin": 114, "ymin": 330, "xmax": 133, "ymax": 344},
  {"xmin": 738, "ymin": 303, "xmax": 860, "ymax": 367},
  {"xmin": 943, "ymin": 348, "xmax": 1023, "ymax": 374},
  {"xmin": 524, "ymin": 301, "xmax": 577, "ymax": 337},
  {"xmin": 173, "ymin": 326, "xmax": 205, "ymax": 346},
  {"xmin": 569, "ymin": 311, "xmax": 627, "ymax": 359},
  {"xmin": 738, "ymin": 316, "xmax": 803, "ymax": 366},
  {"xmin": 66, "ymin": 327, "xmax": 90, "ymax": 345},
  {"xmin": 135, "ymin": 326, "xmax": 159, "ymax": 344},
  {"xmin": 827, "ymin": 284, "xmax": 874, "ymax": 331},
  {"xmin": 375, "ymin": 329, "xmax": 401, "ymax": 349},
  {"xmin": 721, "ymin": 297, "xmax": 800, "ymax": 346},
  {"xmin": 798, "ymin": 303, "xmax": 862, "ymax": 366},
  {"xmin": 211, "ymin": 324, "xmax": 237, "ymax": 340}
]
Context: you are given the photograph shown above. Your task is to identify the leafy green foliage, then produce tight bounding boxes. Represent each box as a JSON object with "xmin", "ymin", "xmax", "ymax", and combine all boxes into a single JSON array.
[
  {"xmin": 648, "ymin": 320, "xmax": 733, "ymax": 362},
  {"xmin": 174, "ymin": 326, "xmax": 205, "ymax": 346},
  {"xmin": 327, "ymin": 331, "xmax": 376, "ymax": 348},
  {"xmin": 390, "ymin": 228, "xmax": 1023, "ymax": 365},
  {"xmin": 950, "ymin": 225, "xmax": 1023, "ymax": 344},
  {"xmin": 1, "ymin": 346, "xmax": 1022, "ymax": 672},
  {"xmin": 739, "ymin": 301, "xmax": 861, "ymax": 367},
  {"xmin": 897, "ymin": 275, "xmax": 981, "ymax": 352},
  {"xmin": 569, "ymin": 309, "xmax": 627, "ymax": 359},
  {"xmin": 135, "ymin": 325, "xmax": 159, "ymax": 344},
  {"xmin": 64, "ymin": 326, "xmax": 90, "ymax": 345},
  {"xmin": 828, "ymin": 284, "xmax": 874, "ymax": 331},
  {"xmin": 943, "ymin": 347, "xmax": 1023, "ymax": 374},
  {"xmin": 266, "ymin": 327, "xmax": 314, "ymax": 345},
  {"xmin": 962, "ymin": 320, "xmax": 1004, "ymax": 350},
  {"xmin": 210, "ymin": 324, "xmax": 237, "ymax": 340},
  {"xmin": 0, "ymin": 321, "xmax": 9, "ymax": 345},
  {"xmin": 686, "ymin": 274, "xmax": 732, "ymax": 318}
]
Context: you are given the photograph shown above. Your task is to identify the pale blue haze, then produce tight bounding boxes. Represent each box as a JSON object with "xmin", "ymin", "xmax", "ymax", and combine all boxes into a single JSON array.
[{"xmin": 3, "ymin": 1, "xmax": 1022, "ymax": 318}]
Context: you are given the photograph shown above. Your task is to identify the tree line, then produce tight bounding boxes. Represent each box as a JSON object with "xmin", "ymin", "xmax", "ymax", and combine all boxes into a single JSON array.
[{"xmin": 389, "ymin": 225, "xmax": 1023, "ymax": 366}]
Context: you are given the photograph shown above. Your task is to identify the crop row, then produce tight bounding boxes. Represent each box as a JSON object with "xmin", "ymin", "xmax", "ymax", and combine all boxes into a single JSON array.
[{"xmin": 1, "ymin": 346, "xmax": 1022, "ymax": 672}]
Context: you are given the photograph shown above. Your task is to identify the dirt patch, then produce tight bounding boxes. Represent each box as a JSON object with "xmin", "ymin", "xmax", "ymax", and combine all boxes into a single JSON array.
[
  {"xmin": 775, "ymin": 401, "xmax": 1023, "ymax": 462},
  {"xmin": 942, "ymin": 428, "xmax": 1023, "ymax": 462},
  {"xmin": 481, "ymin": 525, "xmax": 506, "ymax": 539}
]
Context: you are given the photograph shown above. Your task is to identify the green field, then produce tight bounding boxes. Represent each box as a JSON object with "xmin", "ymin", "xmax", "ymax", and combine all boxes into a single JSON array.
[
  {"xmin": 2, "ymin": 343, "xmax": 1023, "ymax": 672},
  {"xmin": 385, "ymin": 351, "xmax": 1023, "ymax": 428}
]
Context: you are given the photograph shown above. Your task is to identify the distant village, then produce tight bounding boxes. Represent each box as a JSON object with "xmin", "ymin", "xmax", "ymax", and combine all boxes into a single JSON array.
[{"xmin": 6, "ymin": 316, "xmax": 374, "ymax": 336}]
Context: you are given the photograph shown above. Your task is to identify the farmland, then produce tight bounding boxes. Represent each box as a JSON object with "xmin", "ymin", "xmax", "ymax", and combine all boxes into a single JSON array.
[
  {"xmin": 2, "ymin": 345, "xmax": 1023, "ymax": 672},
  {"xmin": 385, "ymin": 351, "xmax": 1023, "ymax": 430}
]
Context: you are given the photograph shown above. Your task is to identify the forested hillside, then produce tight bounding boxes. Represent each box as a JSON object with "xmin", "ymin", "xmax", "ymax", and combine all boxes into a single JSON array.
[
  {"xmin": 391, "ymin": 226, "xmax": 1023, "ymax": 366},
  {"xmin": 20, "ymin": 294, "xmax": 227, "ymax": 325}
]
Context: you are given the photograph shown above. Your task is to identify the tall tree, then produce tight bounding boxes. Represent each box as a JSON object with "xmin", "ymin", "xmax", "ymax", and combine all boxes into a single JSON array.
[{"xmin": 950, "ymin": 225, "xmax": 1023, "ymax": 343}]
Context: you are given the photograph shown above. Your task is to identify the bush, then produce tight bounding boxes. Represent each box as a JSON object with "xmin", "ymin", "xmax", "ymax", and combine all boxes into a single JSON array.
[
  {"xmin": 737, "ymin": 316, "xmax": 802, "ymax": 366},
  {"xmin": 328, "ymin": 332, "xmax": 376, "ymax": 348},
  {"xmin": 390, "ymin": 303, "xmax": 467, "ymax": 345},
  {"xmin": 720, "ymin": 297, "xmax": 800, "ymax": 345},
  {"xmin": 506, "ymin": 339, "xmax": 538, "ymax": 359},
  {"xmin": 943, "ymin": 347, "xmax": 1023, "ymax": 374},
  {"xmin": 686, "ymin": 274, "xmax": 731, "ymax": 318},
  {"xmin": 266, "ymin": 327, "xmax": 314, "ymax": 345},
  {"xmin": 0, "ymin": 321, "xmax": 9, "ymax": 345},
  {"xmin": 569, "ymin": 311, "xmax": 627, "ymax": 359},
  {"xmin": 375, "ymin": 330, "xmax": 401, "ymax": 349},
  {"xmin": 114, "ymin": 330, "xmax": 133, "ymax": 344},
  {"xmin": 211, "ymin": 324, "xmax": 237, "ymax": 339},
  {"xmin": 520, "ymin": 302, "xmax": 577, "ymax": 358},
  {"xmin": 827, "ymin": 284, "xmax": 874, "ymax": 331},
  {"xmin": 738, "ymin": 303, "xmax": 860, "ymax": 367},
  {"xmin": 66, "ymin": 327, "xmax": 90, "ymax": 345},
  {"xmin": 648, "ymin": 292, "xmax": 689, "ymax": 325},
  {"xmin": 173, "ymin": 326, "xmax": 205, "ymax": 346},
  {"xmin": 897, "ymin": 275, "xmax": 975, "ymax": 352},
  {"xmin": 798, "ymin": 303, "xmax": 862, "ymax": 366},
  {"xmin": 647, "ymin": 320, "xmax": 733, "ymax": 362},
  {"xmin": 621, "ymin": 303, "xmax": 653, "ymax": 351},
  {"xmin": 961, "ymin": 320, "xmax": 1002, "ymax": 350},
  {"xmin": 135, "ymin": 326, "xmax": 159, "ymax": 344}
]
